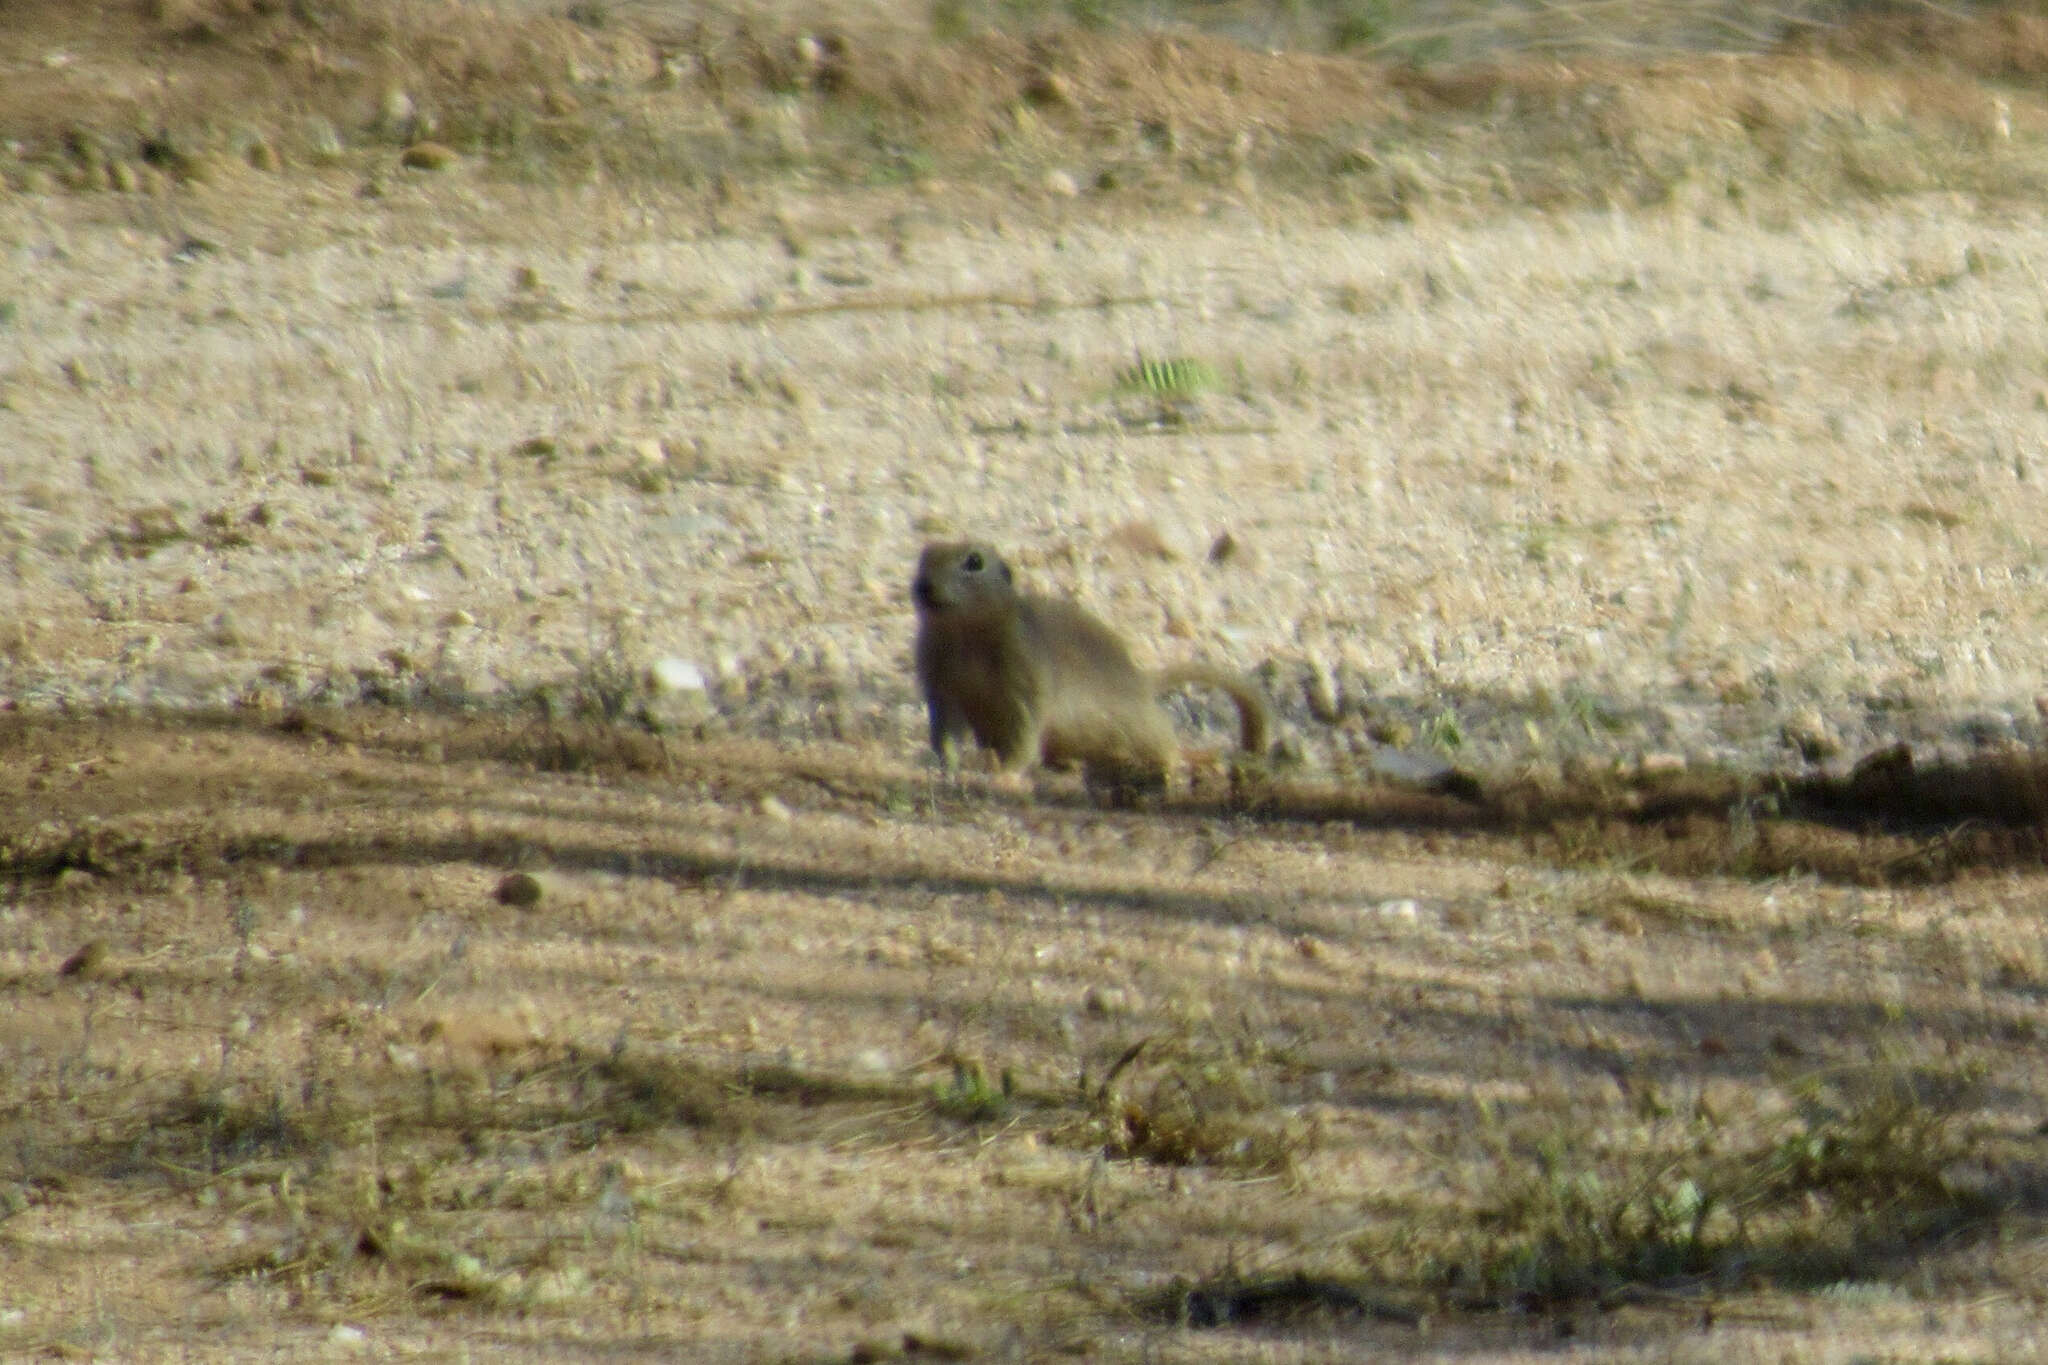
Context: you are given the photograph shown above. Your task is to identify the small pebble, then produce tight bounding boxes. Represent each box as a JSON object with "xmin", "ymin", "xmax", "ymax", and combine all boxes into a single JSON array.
[
  {"xmin": 494, "ymin": 872, "xmax": 544, "ymax": 908},
  {"xmin": 1782, "ymin": 709, "xmax": 1841, "ymax": 761},
  {"xmin": 59, "ymin": 939, "xmax": 108, "ymax": 978},
  {"xmin": 400, "ymin": 141, "xmax": 458, "ymax": 171},
  {"xmin": 1303, "ymin": 662, "xmax": 1341, "ymax": 724}
]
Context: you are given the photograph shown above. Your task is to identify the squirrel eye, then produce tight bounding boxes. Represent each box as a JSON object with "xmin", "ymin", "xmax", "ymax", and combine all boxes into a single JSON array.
[{"xmin": 963, "ymin": 551, "xmax": 984, "ymax": 572}]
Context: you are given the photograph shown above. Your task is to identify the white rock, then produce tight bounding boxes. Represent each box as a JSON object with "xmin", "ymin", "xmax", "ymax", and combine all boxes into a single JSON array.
[
  {"xmin": 1369, "ymin": 747, "xmax": 1456, "ymax": 787},
  {"xmin": 648, "ymin": 656, "xmax": 707, "ymax": 694},
  {"xmin": 379, "ymin": 88, "xmax": 414, "ymax": 130}
]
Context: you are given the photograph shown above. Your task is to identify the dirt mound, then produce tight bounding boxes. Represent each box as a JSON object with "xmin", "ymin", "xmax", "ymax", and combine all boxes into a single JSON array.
[
  {"xmin": 0, "ymin": 0, "xmax": 631, "ymax": 146},
  {"xmin": 0, "ymin": 0, "xmax": 2040, "ymax": 200},
  {"xmin": 1788, "ymin": 3, "xmax": 2048, "ymax": 77}
]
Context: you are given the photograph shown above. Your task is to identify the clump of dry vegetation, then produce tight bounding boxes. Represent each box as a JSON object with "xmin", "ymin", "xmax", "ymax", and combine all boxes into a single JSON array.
[
  {"xmin": 1160, "ymin": 1052, "xmax": 2005, "ymax": 1331},
  {"xmin": 1073, "ymin": 1017, "xmax": 1316, "ymax": 1175},
  {"xmin": 1394, "ymin": 1057, "xmax": 1997, "ymax": 1307}
]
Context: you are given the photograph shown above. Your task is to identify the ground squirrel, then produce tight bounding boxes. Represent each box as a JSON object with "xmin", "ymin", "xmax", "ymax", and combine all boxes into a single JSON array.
[{"xmin": 911, "ymin": 540, "xmax": 1270, "ymax": 785}]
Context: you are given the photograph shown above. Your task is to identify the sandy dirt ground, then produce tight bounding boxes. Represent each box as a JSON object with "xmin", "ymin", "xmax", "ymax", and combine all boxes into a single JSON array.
[
  {"xmin": 7, "ymin": 172, "xmax": 2048, "ymax": 769},
  {"xmin": 6, "ymin": 706, "xmax": 2048, "ymax": 1362},
  {"xmin": 4, "ymin": 85, "xmax": 2048, "ymax": 1363}
]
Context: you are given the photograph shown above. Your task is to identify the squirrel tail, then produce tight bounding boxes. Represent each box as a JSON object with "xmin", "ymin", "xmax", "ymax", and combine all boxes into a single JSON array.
[{"xmin": 1153, "ymin": 664, "xmax": 1271, "ymax": 755}]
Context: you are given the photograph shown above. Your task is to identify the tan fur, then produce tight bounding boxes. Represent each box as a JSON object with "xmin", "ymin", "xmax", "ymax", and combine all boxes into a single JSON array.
[{"xmin": 911, "ymin": 540, "xmax": 1270, "ymax": 783}]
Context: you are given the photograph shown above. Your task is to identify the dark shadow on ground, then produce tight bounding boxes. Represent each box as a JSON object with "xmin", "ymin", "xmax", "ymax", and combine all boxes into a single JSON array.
[{"xmin": 43, "ymin": 705, "xmax": 2048, "ymax": 884}]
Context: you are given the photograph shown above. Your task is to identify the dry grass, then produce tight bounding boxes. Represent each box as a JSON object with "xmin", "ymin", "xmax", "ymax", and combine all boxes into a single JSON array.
[{"xmin": 3, "ymin": 713, "xmax": 2047, "ymax": 1357}]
